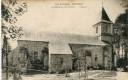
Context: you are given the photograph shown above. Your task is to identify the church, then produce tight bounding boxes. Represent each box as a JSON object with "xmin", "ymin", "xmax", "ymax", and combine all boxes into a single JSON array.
[{"xmin": 11, "ymin": 7, "xmax": 114, "ymax": 73}]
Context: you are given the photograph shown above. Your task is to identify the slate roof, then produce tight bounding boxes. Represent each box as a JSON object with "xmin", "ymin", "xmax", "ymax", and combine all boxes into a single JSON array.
[
  {"xmin": 49, "ymin": 42, "xmax": 72, "ymax": 54},
  {"xmin": 93, "ymin": 7, "xmax": 113, "ymax": 26},
  {"xmin": 19, "ymin": 32, "xmax": 107, "ymax": 46},
  {"xmin": 18, "ymin": 32, "xmax": 107, "ymax": 55},
  {"xmin": 101, "ymin": 7, "xmax": 112, "ymax": 22}
]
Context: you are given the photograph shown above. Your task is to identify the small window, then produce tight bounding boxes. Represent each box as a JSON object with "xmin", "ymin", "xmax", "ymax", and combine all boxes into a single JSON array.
[
  {"xmin": 95, "ymin": 54, "xmax": 98, "ymax": 61},
  {"xmin": 96, "ymin": 26, "xmax": 98, "ymax": 33},
  {"xmin": 104, "ymin": 24, "xmax": 109, "ymax": 33}
]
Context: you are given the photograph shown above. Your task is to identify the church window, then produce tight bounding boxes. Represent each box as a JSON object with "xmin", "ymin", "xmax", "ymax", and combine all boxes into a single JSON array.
[
  {"xmin": 104, "ymin": 24, "xmax": 109, "ymax": 33},
  {"xmin": 96, "ymin": 26, "xmax": 98, "ymax": 33},
  {"xmin": 95, "ymin": 54, "xmax": 98, "ymax": 61}
]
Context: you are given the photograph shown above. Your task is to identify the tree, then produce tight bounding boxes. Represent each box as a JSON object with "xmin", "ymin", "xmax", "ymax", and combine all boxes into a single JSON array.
[
  {"xmin": 1, "ymin": 0, "xmax": 27, "ymax": 80},
  {"xmin": 121, "ymin": 0, "xmax": 128, "ymax": 8},
  {"xmin": 114, "ymin": 0, "xmax": 128, "ymax": 69}
]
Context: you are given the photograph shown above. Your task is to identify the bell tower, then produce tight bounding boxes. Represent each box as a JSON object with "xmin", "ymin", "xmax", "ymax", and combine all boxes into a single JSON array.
[{"xmin": 93, "ymin": 7, "xmax": 113, "ymax": 43}]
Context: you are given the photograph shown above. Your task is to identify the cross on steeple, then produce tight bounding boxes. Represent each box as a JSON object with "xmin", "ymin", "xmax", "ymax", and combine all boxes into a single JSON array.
[{"xmin": 102, "ymin": 0, "xmax": 103, "ymax": 8}]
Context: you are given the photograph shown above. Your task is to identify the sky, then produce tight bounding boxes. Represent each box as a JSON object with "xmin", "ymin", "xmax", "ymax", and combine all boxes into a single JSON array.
[
  {"xmin": 8, "ymin": 0, "xmax": 125, "ymax": 49},
  {"xmin": 17, "ymin": 0, "xmax": 125, "ymax": 36}
]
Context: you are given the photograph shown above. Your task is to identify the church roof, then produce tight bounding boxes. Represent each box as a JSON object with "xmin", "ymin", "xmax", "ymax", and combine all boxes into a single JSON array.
[
  {"xmin": 18, "ymin": 32, "xmax": 107, "ymax": 55},
  {"xmin": 49, "ymin": 42, "xmax": 72, "ymax": 54},
  {"xmin": 19, "ymin": 32, "xmax": 107, "ymax": 46},
  {"xmin": 13, "ymin": 32, "xmax": 107, "ymax": 59}
]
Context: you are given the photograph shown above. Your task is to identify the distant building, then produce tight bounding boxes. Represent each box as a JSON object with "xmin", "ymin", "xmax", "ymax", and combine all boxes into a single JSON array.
[{"xmin": 10, "ymin": 7, "xmax": 113, "ymax": 73}]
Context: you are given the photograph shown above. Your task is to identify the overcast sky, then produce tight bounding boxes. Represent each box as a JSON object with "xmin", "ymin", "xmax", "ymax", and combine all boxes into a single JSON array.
[{"xmin": 17, "ymin": 0, "xmax": 125, "ymax": 36}]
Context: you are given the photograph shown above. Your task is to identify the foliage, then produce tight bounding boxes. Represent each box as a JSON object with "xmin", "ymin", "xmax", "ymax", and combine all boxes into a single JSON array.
[
  {"xmin": 1, "ymin": 0, "xmax": 27, "ymax": 65},
  {"xmin": 115, "ymin": 1, "xmax": 128, "ymax": 41},
  {"xmin": 1, "ymin": 0, "xmax": 27, "ymax": 79},
  {"xmin": 114, "ymin": 0, "xmax": 128, "ymax": 69},
  {"xmin": 115, "ymin": 13, "xmax": 128, "ymax": 24},
  {"xmin": 115, "ymin": 9, "xmax": 128, "ymax": 45},
  {"xmin": 1, "ymin": 0, "xmax": 27, "ymax": 39}
]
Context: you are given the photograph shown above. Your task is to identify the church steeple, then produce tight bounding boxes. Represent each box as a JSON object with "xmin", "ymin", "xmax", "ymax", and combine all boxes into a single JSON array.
[
  {"xmin": 100, "ymin": 0, "xmax": 111, "ymax": 22},
  {"xmin": 93, "ymin": 7, "xmax": 113, "ymax": 43},
  {"xmin": 101, "ymin": 7, "xmax": 111, "ymax": 22}
]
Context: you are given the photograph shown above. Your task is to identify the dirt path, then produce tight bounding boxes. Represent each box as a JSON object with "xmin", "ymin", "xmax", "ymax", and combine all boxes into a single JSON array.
[
  {"xmin": 116, "ymin": 72, "xmax": 128, "ymax": 80},
  {"xmin": 4, "ymin": 70, "xmax": 117, "ymax": 80}
]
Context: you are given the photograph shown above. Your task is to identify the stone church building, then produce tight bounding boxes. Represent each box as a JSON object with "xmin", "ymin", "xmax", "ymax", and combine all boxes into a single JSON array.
[{"xmin": 11, "ymin": 7, "xmax": 114, "ymax": 73}]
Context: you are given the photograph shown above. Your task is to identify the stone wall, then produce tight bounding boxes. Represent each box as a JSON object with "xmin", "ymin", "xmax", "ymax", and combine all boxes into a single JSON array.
[
  {"xmin": 17, "ymin": 40, "xmax": 48, "ymax": 60},
  {"xmin": 70, "ymin": 44, "xmax": 111, "ymax": 69},
  {"xmin": 49, "ymin": 54, "xmax": 72, "ymax": 73},
  {"xmin": 10, "ymin": 40, "xmax": 112, "ymax": 73},
  {"xmin": 11, "ymin": 40, "xmax": 49, "ymax": 70}
]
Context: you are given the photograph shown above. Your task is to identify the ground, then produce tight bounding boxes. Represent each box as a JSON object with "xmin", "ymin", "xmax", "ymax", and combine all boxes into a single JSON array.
[
  {"xmin": 117, "ymin": 71, "xmax": 128, "ymax": 80},
  {"xmin": 2, "ymin": 70, "xmax": 120, "ymax": 80}
]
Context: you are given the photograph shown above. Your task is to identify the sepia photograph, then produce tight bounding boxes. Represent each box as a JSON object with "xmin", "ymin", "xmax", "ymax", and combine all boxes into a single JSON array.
[{"xmin": 1, "ymin": 0, "xmax": 128, "ymax": 80}]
